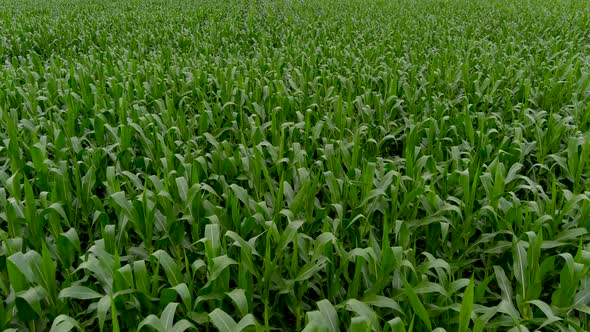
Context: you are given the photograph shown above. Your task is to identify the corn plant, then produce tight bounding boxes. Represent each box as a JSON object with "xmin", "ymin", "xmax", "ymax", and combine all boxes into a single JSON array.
[{"xmin": 1, "ymin": 0, "xmax": 590, "ymax": 331}]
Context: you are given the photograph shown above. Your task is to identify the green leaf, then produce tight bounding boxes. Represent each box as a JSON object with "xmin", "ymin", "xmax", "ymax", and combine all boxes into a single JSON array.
[
  {"xmin": 138, "ymin": 315, "xmax": 165, "ymax": 332},
  {"xmin": 167, "ymin": 283, "xmax": 192, "ymax": 312},
  {"xmin": 50, "ymin": 315, "xmax": 82, "ymax": 332},
  {"xmin": 58, "ymin": 285, "xmax": 103, "ymax": 300},
  {"xmin": 161, "ymin": 302, "xmax": 179, "ymax": 329},
  {"xmin": 210, "ymin": 255, "xmax": 238, "ymax": 280},
  {"xmin": 295, "ymin": 257, "xmax": 328, "ymax": 281},
  {"xmin": 507, "ymin": 325, "xmax": 529, "ymax": 332},
  {"xmin": 152, "ymin": 250, "xmax": 183, "ymax": 286},
  {"xmin": 227, "ymin": 289, "xmax": 249, "ymax": 317},
  {"xmin": 385, "ymin": 317, "xmax": 406, "ymax": 332},
  {"xmin": 204, "ymin": 224, "xmax": 221, "ymax": 256},
  {"xmin": 133, "ymin": 260, "xmax": 150, "ymax": 294},
  {"xmin": 230, "ymin": 184, "xmax": 252, "ymax": 210},
  {"xmin": 513, "ymin": 241, "xmax": 528, "ymax": 299},
  {"xmin": 527, "ymin": 300, "xmax": 560, "ymax": 329},
  {"xmin": 362, "ymin": 295, "xmax": 404, "ymax": 315},
  {"xmin": 303, "ymin": 311, "xmax": 328, "ymax": 332},
  {"xmin": 403, "ymin": 279, "xmax": 432, "ymax": 331},
  {"xmin": 7, "ymin": 252, "xmax": 34, "ymax": 292},
  {"xmin": 573, "ymin": 290, "xmax": 590, "ymax": 308},
  {"xmin": 236, "ymin": 314, "xmax": 257, "ymax": 331},
  {"xmin": 346, "ymin": 299, "xmax": 376, "ymax": 321},
  {"xmin": 171, "ymin": 320, "xmax": 196, "ymax": 332},
  {"xmin": 493, "ymin": 266, "xmax": 513, "ymax": 302},
  {"xmin": 57, "ymin": 228, "xmax": 81, "ymax": 268},
  {"xmin": 209, "ymin": 308, "xmax": 238, "ymax": 332},
  {"xmin": 458, "ymin": 277, "xmax": 474, "ymax": 332},
  {"xmin": 350, "ymin": 316, "xmax": 371, "ymax": 332},
  {"xmin": 176, "ymin": 177, "xmax": 189, "ymax": 202},
  {"xmin": 16, "ymin": 286, "xmax": 47, "ymax": 321},
  {"xmin": 111, "ymin": 192, "xmax": 134, "ymax": 218},
  {"xmin": 97, "ymin": 295, "xmax": 111, "ymax": 332},
  {"xmin": 317, "ymin": 299, "xmax": 339, "ymax": 332}
]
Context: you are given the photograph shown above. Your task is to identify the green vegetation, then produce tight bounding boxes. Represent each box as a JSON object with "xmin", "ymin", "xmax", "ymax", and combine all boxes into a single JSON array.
[{"xmin": 1, "ymin": 0, "xmax": 590, "ymax": 330}]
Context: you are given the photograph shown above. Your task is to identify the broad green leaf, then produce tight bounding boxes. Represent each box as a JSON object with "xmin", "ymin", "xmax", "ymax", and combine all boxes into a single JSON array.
[
  {"xmin": 161, "ymin": 302, "xmax": 179, "ymax": 329},
  {"xmin": 209, "ymin": 308, "xmax": 238, "ymax": 332},
  {"xmin": 236, "ymin": 314, "xmax": 257, "ymax": 331},
  {"xmin": 209, "ymin": 255, "xmax": 238, "ymax": 280},
  {"xmin": 302, "ymin": 310, "xmax": 328, "ymax": 332},
  {"xmin": 295, "ymin": 257, "xmax": 328, "ymax": 281},
  {"xmin": 458, "ymin": 277, "xmax": 474, "ymax": 332},
  {"xmin": 97, "ymin": 295, "xmax": 111, "ymax": 332},
  {"xmin": 7, "ymin": 252, "xmax": 34, "ymax": 292},
  {"xmin": 59, "ymin": 286, "xmax": 103, "ymax": 300},
  {"xmin": 362, "ymin": 295, "xmax": 404, "ymax": 315},
  {"xmin": 344, "ymin": 299, "xmax": 374, "ymax": 317},
  {"xmin": 166, "ymin": 283, "xmax": 192, "ymax": 311},
  {"xmin": 403, "ymin": 279, "xmax": 432, "ymax": 331},
  {"xmin": 513, "ymin": 241, "xmax": 528, "ymax": 299},
  {"xmin": 227, "ymin": 289, "xmax": 249, "ymax": 317},
  {"xmin": 138, "ymin": 315, "xmax": 165, "ymax": 332},
  {"xmin": 152, "ymin": 250, "xmax": 183, "ymax": 286},
  {"xmin": 385, "ymin": 317, "xmax": 406, "ymax": 332},
  {"xmin": 50, "ymin": 315, "xmax": 82, "ymax": 332},
  {"xmin": 16, "ymin": 286, "xmax": 47, "ymax": 321},
  {"xmin": 171, "ymin": 320, "xmax": 196, "ymax": 332},
  {"xmin": 493, "ymin": 266, "xmax": 513, "ymax": 302},
  {"xmin": 317, "ymin": 299, "xmax": 339, "ymax": 332},
  {"xmin": 176, "ymin": 177, "xmax": 189, "ymax": 202},
  {"xmin": 350, "ymin": 316, "xmax": 371, "ymax": 332},
  {"xmin": 527, "ymin": 300, "xmax": 560, "ymax": 329},
  {"xmin": 111, "ymin": 191, "xmax": 134, "ymax": 219},
  {"xmin": 204, "ymin": 224, "xmax": 221, "ymax": 256}
]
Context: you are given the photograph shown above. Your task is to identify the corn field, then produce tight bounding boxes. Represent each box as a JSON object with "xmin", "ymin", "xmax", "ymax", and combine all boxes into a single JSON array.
[{"xmin": 1, "ymin": 0, "xmax": 590, "ymax": 331}]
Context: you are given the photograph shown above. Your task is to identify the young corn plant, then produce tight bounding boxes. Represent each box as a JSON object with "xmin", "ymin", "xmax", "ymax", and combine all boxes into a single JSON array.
[{"xmin": 1, "ymin": 0, "xmax": 590, "ymax": 330}]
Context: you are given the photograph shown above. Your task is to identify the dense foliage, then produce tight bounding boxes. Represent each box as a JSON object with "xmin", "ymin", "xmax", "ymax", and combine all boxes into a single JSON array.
[{"xmin": 1, "ymin": 0, "xmax": 590, "ymax": 330}]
